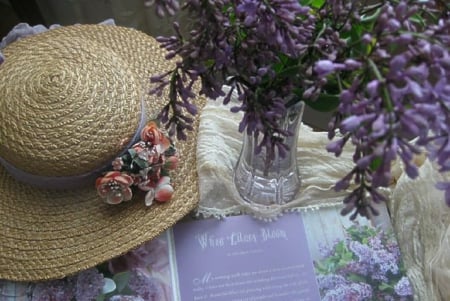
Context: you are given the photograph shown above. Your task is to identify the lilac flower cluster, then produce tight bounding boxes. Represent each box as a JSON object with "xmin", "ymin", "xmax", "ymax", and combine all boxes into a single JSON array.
[
  {"xmin": 126, "ymin": 269, "xmax": 164, "ymax": 300},
  {"xmin": 149, "ymin": 0, "xmax": 450, "ymax": 219},
  {"xmin": 316, "ymin": 275, "xmax": 373, "ymax": 301},
  {"xmin": 395, "ymin": 276, "xmax": 415, "ymax": 297},
  {"xmin": 349, "ymin": 240, "xmax": 399, "ymax": 282},
  {"xmin": 145, "ymin": 0, "xmax": 180, "ymax": 17},
  {"xmin": 28, "ymin": 238, "xmax": 170, "ymax": 300},
  {"xmin": 31, "ymin": 268, "xmax": 104, "ymax": 301},
  {"xmin": 150, "ymin": 0, "xmax": 314, "ymax": 151},
  {"xmin": 324, "ymin": 0, "xmax": 450, "ymax": 218},
  {"xmin": 315, "ymin": 224, "xmax": 414, "ymax": 301}
]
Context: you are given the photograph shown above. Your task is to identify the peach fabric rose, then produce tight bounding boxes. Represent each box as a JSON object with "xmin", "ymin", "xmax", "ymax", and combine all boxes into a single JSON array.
[
  {"xmin": 140, "ymin": 121, "xmax": 171, "ymax": 152},
  {"xmin": 96, "ymin": 171, "xmax": 134, "ymax": 204}
]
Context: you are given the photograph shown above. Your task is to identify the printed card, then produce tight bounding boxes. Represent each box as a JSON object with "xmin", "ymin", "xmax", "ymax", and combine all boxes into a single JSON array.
[
  {"xmin": 169, "ymin": 213, "xmax": 320, "ymax": 301},
  {"xmin": 153, "ymin": 206, "xmax": 414, "ymax": 301}
]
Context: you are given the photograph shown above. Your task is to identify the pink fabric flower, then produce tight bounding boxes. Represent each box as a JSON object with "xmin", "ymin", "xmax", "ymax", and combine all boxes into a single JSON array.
[
  {"xmin": 96, "ymin": 171, "xmax": 134, "ymax": 204},
  {"xmin": 154, "ymin": 177, "xmax": 174, "ymax": 203},
  {"xmin": 164, "ymin": 154, "xmax": 179, "ymax": 170},
  {"xmin": 140, "ymin": 121, "xmax": 170, "ymax": 152}
]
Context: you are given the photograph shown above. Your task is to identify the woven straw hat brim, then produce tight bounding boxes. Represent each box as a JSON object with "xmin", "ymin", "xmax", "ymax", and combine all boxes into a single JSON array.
[{"xmin": 0, "ymin": 25, "xmax": 205, "ymax": 281}]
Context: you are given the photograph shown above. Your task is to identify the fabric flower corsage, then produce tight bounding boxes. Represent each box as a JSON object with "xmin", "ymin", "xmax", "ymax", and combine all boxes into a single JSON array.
[{"xmin": 96, "ymin": 121, "xmax": 178, "ymax": 206}]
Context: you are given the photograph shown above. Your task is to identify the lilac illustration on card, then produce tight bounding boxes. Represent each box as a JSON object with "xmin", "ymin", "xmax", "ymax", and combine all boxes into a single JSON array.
[{"xmin": 313, "ymin": 224, "xmax": 414, "ymax": 300}]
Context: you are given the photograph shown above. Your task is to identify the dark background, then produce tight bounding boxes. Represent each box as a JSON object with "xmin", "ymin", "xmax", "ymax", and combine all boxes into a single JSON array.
[{"xmin": 0, "ymin": 0, "xmax": 45, "ymax": 38}]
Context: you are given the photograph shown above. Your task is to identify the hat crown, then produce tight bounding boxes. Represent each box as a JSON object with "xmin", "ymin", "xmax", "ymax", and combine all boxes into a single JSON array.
[{"xmin": 0, "ymin": 29, "xmax": 142, "ymax": 177}]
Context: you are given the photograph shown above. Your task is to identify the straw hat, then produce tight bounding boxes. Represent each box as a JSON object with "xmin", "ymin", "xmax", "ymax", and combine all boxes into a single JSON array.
[{"xmin": 0, "ymin": 24, "xmax": 205, "ymax": 281}]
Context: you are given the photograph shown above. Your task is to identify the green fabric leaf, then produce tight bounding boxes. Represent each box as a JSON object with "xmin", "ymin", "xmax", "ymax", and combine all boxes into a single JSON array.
[{"xmin": 133, "ymin": 157, "xmax": 149, "ymax": 169}]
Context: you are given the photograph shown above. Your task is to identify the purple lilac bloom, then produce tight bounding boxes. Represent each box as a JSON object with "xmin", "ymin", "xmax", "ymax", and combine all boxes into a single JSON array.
[
  {"xmin": 349, "ymin": 240, "xmax": 373, "ymax": 263},
  {"xmin": 350, "ymin": 282, "xmax": 373, "ymax": 299},
  {"xmin": 316, "ymin": 274, "xmax": 347, "ymax": 290},
  {"xmin": 348, "ymin": 235, "xmax": 400, "ymax": 282},
  {"xmin": 343, "ymin": 260, "xmax": 370, "ymax": 277},
  {"xmin": 72, "ymin": 268, "xmax": 105, "ymax": 301},
  {"xmin": 385, "ymin": 239, "xmax": 401, "ymax": 262},
  {"xmin": 150, "ymin": 0, "xmax": 180, "ymax": 17},
  {"xmin": 314, "ymin": 60, "xmax": 346, "ymax": 77},
  {"xmin": 321, "ymin": 282, "xmax": 372, "ymax": 301},
  {"xmin": 370, "ymin": 248, "xmax": 399, "ymax": 282},
  {"xmin": 127, "ymin": 269, "xmax": 164, "ymax": 300},
  {"xmin": 31, "ymin": 279, "xmax": 75, "ymax": 301},
  {"xmin": 395, "ymin": 276, "xmax": 414, "ymax": 297},
  {"xmin": 31, "ymin": 268, "xmax": 105, "ymax": 301},
  {"xmin": 322, "ymin": 0, "xmax": 450, "ymax": 218}
]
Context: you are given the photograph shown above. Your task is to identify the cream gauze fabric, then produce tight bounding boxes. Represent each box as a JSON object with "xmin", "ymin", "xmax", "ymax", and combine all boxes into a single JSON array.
[
  {"xmin": 389, "ymin": 159, "xmax": 450, "ymax": 300},
  {"xmin": 196, "ymin": 88, "xmax": 449, "ymax": 300}
]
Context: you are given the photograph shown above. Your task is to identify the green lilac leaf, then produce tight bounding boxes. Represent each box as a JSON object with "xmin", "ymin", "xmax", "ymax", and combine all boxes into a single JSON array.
[{"xmin": 304, "ymin": 94, "xmax": 340, "ymax": 112}]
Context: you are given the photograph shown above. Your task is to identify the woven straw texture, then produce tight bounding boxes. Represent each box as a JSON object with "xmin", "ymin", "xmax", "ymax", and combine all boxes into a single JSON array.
[
  {"xmin": 0, "ymin": 28, "xmax": 141, "ymax": 176},
  {"xmin": 0, "ymin": 25, "xmax": 205, "ymax": 281}
]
